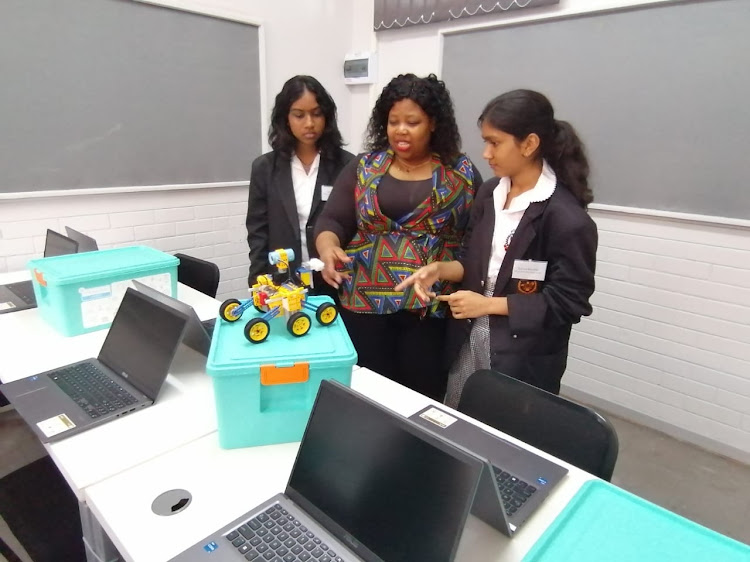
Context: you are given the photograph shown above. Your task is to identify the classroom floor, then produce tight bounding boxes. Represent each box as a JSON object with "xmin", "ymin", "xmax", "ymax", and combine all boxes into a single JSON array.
[{"xmin": 1, "ymin": 404, "xmax": 749, "ymax": 561}]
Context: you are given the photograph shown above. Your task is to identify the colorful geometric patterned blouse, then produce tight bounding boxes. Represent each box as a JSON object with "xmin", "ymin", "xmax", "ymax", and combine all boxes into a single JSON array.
[{"xmin": 339, "ymin": 150, "xmax": 477, "ymax": 317}]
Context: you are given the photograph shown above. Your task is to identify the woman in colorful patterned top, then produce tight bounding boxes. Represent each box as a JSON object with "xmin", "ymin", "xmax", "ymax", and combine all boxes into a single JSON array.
[
  {"xmin": 315, "ymin": 73, "xmax": 481, "ymax": 400},
  {"xmin": 396, "ymin": 90, "xmax": 597, "ymax": 406}
]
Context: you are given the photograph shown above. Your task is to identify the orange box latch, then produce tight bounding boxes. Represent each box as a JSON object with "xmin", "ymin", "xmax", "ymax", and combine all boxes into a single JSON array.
[{"xmin": 260, "ymin": 363, "xmax": 309, "ymax": 386}]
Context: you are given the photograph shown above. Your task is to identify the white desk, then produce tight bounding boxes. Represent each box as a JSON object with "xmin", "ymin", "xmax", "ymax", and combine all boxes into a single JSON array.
[
  {"xmin": 0, "ymin": 272, "xmax": 219, "ymax": 384},
  {"xmin": 83, "ymin": 368, "xmax": 594, "ymax": 562},
  {"xmin": 0, "ymin": 273, "xmax": 222, "ymax": 502}
]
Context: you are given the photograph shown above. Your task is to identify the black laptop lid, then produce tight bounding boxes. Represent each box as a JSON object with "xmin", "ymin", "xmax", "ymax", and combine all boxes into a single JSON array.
[
  {"xmin": 131, "ymin": 280, "xmax": 211, "ymax": 356},
  {"xmin": 287, "ymin": 381, "xmax": 483, "ymax": 562},
  {"xmin": 64, "ymin": 226, "xmax": 99, "ymax": 252},
  {"xmin": 43, "ymin": 229, "xmax": 79, "ymax": 257},
  {"xmin": 98, "ymin": 288, "xmax": 188, "ymax": 400}
]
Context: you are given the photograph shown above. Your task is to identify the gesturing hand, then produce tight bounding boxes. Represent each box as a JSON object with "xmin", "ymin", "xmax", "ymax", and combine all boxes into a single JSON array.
[
  {"xmin": 319, "ymin": 246, "xmax": 352, "ymax": 289},
  {"xmin": 436, "ymin": 290, "xmax": 491, "ymax": 319},
  {"xmin": 394, "ymin": 262, "xmax": 441, "ymax": 301}
]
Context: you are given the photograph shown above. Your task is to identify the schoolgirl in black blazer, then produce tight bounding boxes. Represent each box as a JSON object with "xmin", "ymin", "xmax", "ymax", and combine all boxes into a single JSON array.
[
  {"xmin": 396, "ymin": 89, "xmax": 597, "ymax": 402},
  {"xmin": 246, "ymin": 76, "xmax": 353, "ymax": 291}
]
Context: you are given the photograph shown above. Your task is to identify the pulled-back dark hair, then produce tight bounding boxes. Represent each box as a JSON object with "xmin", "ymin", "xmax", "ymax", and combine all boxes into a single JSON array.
[
  {"xmin": 478, "ymin": 90, "xmax": 593, "ymax": 207},
  {"xmin": 366, "ymin": 73, "xmax": 462, "ymax": 164},
  {"xmin": 269, "ymin": 75, "xmax": 344, "ymax": 160}
]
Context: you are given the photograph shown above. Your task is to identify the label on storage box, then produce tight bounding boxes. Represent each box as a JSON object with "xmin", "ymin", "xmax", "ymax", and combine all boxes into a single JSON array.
[{"xmin": 80, "ymin": 273, "xmax": 172, "ymax": 328}]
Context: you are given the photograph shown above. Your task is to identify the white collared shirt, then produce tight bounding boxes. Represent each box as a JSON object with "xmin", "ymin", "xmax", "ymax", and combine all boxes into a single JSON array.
[
  {"xmin": 486, "ymin": 160, "xmax": 557, "ymax": 280},
  {"xmin": 290, "ymin": 153, "xmax": 321, "ymax": 263}
]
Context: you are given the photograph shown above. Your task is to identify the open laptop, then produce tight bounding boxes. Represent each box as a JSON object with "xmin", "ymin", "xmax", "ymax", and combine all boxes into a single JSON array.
[
  {"xmin": 64, "ymin": 226, "xmax": 99, "ymax": 252},
  {"xmin": 0, "ymin": 287, "xmax": 189, "ymax": 443},
  {"xmin": 169, "ymin": 380, "xmax": 487, "ymax": 562},
  {"xmin": 132, "ymin": 279, "xmax": 214, "ymax": 356},
  {"xmin": 0, "ymin": 229, "xmax": 80, "ymax": 314},
  {"xmin": 409, "ymin": 405, "xmax": 568, "ymax": 536}
]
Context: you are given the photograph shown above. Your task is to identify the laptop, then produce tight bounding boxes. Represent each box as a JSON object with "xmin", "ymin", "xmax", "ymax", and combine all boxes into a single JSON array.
[
  {"xmin": 64, "ymin": 226, "xmax": 99, "ymax": 252},
  {"xmin": 132, "ymin": 279, "xmax": 214, "ymax": 356},
  {"xmin": 0, "ymin": 287, "xmax": 189, "ymax": 443},
  {"xmin": 409, "ymin": 405, "xmax": 569, "ymax": 536},
  {"xmin": 0, "ymin": 229, "xmax": 80, "ymax": 314},
  {"xmin": 169, "ymin": 380, "xmax": 487, "ymax": 562}
]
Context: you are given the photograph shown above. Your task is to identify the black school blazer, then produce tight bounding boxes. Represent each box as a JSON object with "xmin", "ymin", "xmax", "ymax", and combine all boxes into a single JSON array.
[
  {"xmin": 445, "ymin": 177, "xmax": 598, "ymax": 393},
  {"xmin": 246, "ymin": 149, "xmax": 354, "ymax": 283}
]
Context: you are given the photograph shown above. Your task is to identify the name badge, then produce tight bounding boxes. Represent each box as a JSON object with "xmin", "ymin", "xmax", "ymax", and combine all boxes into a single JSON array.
[
  {"xmin": 321, "ymin": 185, "xmax": 333, "ymax": 201},
  {"xmin": 512, "ymin": 260, "xmax": 547, "ymax": 281}
]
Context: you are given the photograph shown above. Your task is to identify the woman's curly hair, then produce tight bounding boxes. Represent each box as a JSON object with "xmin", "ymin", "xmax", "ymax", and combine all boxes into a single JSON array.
[{"xmin": 365, "ymin": 73, "xmax": 462, "ymax": 164}]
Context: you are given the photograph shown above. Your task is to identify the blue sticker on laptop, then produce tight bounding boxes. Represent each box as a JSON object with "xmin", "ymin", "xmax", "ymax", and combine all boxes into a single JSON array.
[
  {"xmin": 537, "ymin": 477, "xmax": 548, "ymax": 485},
  {"xmin": 203, "ymin": 541, "xmax": 218, "ymax": 553}
]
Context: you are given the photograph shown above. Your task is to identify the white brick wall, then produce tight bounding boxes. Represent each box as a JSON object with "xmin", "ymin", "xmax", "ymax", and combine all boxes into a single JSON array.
[
  {"xmin": 564, "ymin": 210, "xmax": 750, "ymax": 464},
  {"xmin": 0, "ymin": 186, "xmax": 250, "ymax": 301}
]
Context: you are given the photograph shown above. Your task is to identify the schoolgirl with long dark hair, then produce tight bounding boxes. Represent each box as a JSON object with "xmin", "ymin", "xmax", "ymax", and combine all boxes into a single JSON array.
[{"xmin": 397, "ymin": 89, "xmax": 597, "ymax": 405}]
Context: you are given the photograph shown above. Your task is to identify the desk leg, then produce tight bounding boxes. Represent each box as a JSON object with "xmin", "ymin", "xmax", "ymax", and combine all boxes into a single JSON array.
[{"xmin": 79, "ymin": 500, "xmax": 121, "ymax": 562}]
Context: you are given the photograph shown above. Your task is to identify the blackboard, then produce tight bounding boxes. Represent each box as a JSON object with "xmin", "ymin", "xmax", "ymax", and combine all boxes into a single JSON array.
[
  {"xmin": 1, "ymin": 0, "xmax": 261, "ymax": 193},
  {"xmin": 442, "ymin": 0, "xmax": 749, "ymax": 219}
]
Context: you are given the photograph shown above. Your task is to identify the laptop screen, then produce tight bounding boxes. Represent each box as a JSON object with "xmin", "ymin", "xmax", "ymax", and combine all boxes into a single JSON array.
[
  {"xmin": 98, "ymin": 288, "xmax": 188, "ymax": 400},
  {"xmin": 64, "ymin": 226, "xmax": 99, "ymax": 252},
  {"xmin": 131, "ymin": 280, "xmax": 211, "ymax": 356},
  {"xmin": 43, "ymin": 229, "xmax": 79, "ymax": 257},
  {"xmin": 287, "ymin": 382, "xmax": 482, "ymax": 562}
]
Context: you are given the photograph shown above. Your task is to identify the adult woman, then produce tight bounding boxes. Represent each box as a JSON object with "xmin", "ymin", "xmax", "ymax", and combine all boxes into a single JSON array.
[
  {"xmin": 315, "ymin": 73, "xmax": 481, "ymax": 400},
  {"xmin": 246, "ymin": 75, "xmax": 353, "ymax": 296},
  {"xmin": 396, "ymin": 89, "xmax": 597, "ymax": 406}
]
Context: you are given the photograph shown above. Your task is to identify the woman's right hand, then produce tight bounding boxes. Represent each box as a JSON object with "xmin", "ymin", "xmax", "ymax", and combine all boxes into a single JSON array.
[
  {"xmin": 319, "ymin": 245, "xmax": 352, "ymax": 289},
  {"xmin": 394, "ymin": 262, "xmax": 442, "ymax": 301}
]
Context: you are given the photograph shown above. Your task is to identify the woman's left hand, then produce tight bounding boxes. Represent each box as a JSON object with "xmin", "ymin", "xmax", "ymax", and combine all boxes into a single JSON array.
[{"xmin": 436, "ymin": 290, "xmax": 492, "ymax": 319}]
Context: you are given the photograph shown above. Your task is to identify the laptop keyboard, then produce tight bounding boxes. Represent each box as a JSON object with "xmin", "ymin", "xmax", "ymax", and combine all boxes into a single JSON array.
[
  {"xmin": 7, "ymin": 282, "xmax": 36, "ymax": 304},
  {"xmin": 50, "ymin": 363, "xmax": 139, "ymax": 419},
  {"xmin": 492, "ymin": 466, "xmax": 537, "ymax": 518},
  {"xmin": 226, "ymin": 503, "xmax": 347, "ymax": 562}
]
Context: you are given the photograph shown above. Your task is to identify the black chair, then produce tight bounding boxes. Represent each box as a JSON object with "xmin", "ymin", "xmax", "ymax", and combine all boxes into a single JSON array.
[
  {"xmin": 0, "ymin": 456, "xmax": 85, "ymax": 562},
  {"xmin": 457, "ymin": 369, "xmax": 619, "ymax": 481},
  {"xmin": 175, "ymin": 253, "xmax": 220, "ymax": 298}
]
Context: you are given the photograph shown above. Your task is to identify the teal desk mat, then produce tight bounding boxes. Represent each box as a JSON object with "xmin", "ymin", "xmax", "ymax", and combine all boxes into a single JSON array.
[{"xmin": 523, "ymin": 480, "xmax": 750, "ymax": 562}]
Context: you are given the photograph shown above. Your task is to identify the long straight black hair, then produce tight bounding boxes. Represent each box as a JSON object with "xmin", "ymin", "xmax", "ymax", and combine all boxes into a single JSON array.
[
  {"xmin": 268, "ymin": 75, "xmax": 344, "ymax": 160},
  {"xmin": 479, "ymin": 90, "xmax": 593, "ymax": 207}
]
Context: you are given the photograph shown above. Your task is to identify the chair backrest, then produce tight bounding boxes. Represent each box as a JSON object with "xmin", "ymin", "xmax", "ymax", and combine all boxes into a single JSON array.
[
  {"xmin": 457, "ymin": 369, "xmax": 619, "ymax": 481},
  {"xmin": 174, "ymin": 253, "xmax": 220, "ymax": 298}
]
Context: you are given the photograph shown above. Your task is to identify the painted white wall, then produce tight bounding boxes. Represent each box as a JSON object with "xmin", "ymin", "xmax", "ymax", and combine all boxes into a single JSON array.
[{"xmin": 370, "ymin": 0, "xmax": 750, "ymax": 463}]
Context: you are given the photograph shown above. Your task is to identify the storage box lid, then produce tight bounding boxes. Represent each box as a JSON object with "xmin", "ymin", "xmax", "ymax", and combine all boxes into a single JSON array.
[
  {"xmin": 522, "ymin": 480, "xmax": 750, "ymax": 561},
  {"xmin": 207, "ymin": 296, "xmax": 357, "ymax": 377},
  {"xmin": 28, "ymin": 246, "xmax": 178, "ymax": 284}
]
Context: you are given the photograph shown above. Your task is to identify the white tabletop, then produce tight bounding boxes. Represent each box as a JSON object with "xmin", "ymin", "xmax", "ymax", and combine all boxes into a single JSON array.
[
  {"xmin": 0, "ymin": 272, "xmax": 222, "ymax": 500},
  {"xmin": 0, "ymin": 271, "xmax": 219, "ymax": 384},
  {"xmin": 84, "ymin": 368, "xmax": 593, "ymax": 562}
]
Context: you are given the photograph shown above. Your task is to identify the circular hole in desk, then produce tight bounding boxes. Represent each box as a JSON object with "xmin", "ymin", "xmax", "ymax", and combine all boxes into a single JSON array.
[{"xmin": 151, "ymin": 489, "xmax": 192, "ymax": 516}]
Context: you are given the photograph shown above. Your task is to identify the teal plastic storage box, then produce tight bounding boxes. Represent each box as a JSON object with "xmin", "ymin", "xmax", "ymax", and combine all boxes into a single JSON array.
[
  {"xmin": 28, "ymin": 246, "xmax": 178, "ymax": 337},
  {"xmin": 207, "ymin": 295, "xmax": 357, "ymax": 449},
  {"xmin": 523, "ymin": 480, "xmax": 750, "ymax": 561}
]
